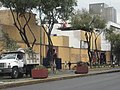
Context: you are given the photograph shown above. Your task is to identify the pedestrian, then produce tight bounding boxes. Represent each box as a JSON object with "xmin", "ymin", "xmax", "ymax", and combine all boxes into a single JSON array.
[
  {"xmin": 68, "ymin": 61, "xmax": 71, "ymax": 70},
  {"xmin": 53, "ymin": 49, "xmax": 57, "ymax": 73},
  {"xmin": 113, "ymin": 61, "xmax": 115, "ymax": 68},
  {"xmin": 64, "ymin": 61, "xmax": 67, "ymax": 69},
  {"xmin": 53, "ymin": 49, "xmax": 57, "ymax": 61}
]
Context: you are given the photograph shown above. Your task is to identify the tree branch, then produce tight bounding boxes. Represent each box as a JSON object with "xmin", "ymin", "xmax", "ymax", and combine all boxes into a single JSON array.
[{"xmin": 23, "ymin": 12, "xmax": 36, "ymax": 49}]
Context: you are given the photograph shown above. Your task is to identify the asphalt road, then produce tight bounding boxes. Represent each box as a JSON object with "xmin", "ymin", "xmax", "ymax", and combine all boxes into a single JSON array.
[{"xmin": 4, "ymin": 72, "xmax": 120, "ymax": 90}]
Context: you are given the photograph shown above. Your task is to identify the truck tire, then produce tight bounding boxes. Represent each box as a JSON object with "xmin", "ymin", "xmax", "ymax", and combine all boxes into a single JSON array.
[{"xmin": 11, "ymin": 67, "xmax": 19, "ymax": 79}]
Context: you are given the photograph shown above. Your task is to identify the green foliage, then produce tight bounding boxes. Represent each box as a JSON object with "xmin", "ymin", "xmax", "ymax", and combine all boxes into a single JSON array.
[
  {"xmin": 40, "ymin": 0, "xmax": 77, "ymax": 21},
  {"xmin": 77, "ymin": 61, "xmax": 87, "ymax": 66},
  {"xmin": 113, "ymin": 34, "xmax": 120, "ymax": 53},
  {"xmin": 105, "ymin": 27, "xmax": 120, "ymax": 54},
  {"xmin": 105, "ymin": 28, "xmax": 116, "ymax": 43},
  {"xmin": 71, "ymin": 9, "xmax": 92, "ymax": 31},
  {"xmin": 0, "ymin": 0, "xmax": 38, "ymax": 14},
  {"xmin": 25, "ymin": 47, "xmax": 34, "ymax": 53},
  {"xmin": 93, "ymin": 15, "xmax": 106, "ymax": 29},
  {"xmin": 71, "ymin": 9, "xmax": 106, "ymax": 32},
  {"xmin": 2, "ymin": 31, "xmax": 20, "ymax": 51},
  {"xmin": 34, "ymin": 65, "xmax": 46, "ymax": 69}
]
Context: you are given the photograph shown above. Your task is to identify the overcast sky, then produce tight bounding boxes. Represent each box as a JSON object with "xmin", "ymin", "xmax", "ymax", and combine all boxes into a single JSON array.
[{"xmin": 76, "ymin": 0, "xmax": 120, "ymax": 24}]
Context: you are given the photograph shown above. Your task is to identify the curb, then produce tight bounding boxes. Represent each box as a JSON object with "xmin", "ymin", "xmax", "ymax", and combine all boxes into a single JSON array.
[{"xmin": 0, "ymin": 69, "xmax": 120, "ymax": 89}]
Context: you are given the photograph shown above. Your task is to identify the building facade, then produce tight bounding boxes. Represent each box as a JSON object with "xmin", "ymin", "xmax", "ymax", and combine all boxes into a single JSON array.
[{"xmin": 89, "ymin": 3, "xmax": 117, "ymax": 23}]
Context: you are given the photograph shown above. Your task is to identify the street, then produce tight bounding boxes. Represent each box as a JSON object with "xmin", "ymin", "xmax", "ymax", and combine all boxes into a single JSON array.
[{"xmin": 4, "ymin": 72, "xmax": 120, "ymax": 90}]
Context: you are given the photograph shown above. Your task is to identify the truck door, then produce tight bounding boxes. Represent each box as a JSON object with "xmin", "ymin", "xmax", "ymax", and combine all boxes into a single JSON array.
[{"xmin": 17, "ymin": 53, "xmax": 24, "ymax": 67}]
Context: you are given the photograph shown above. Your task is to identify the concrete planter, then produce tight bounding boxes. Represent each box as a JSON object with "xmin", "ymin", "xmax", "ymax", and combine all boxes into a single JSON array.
[
  {"xmin": 75, "ymin": 65, "xmax": 88, "ymax": 74},
  {"xmin": 32, "ymin": 68, "xmax": 48, "ymax": 79}
]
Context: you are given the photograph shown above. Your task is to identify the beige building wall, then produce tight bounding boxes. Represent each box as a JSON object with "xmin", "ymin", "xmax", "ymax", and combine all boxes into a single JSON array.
[
  {"xmin": 0, "ymin": 10, "xmax": 36, "ymax": 26},
  {"xmin": 51, "ymin": 36, "xmax": 69, "ymax": 47},
  {"xmin": 80, "ymin": 30, "xmax": 86, "ymax": 41},
  {"xmin": 2, "ymin": 24, "xmax": 42, "ymax": 44},
  {"xmin": 56, "ymin": 46, "xmax": 90, "ymax": 69},
  {"xmin": 106, "ymin": 51, "xmax": 111, "ymax": 64},
  {"xmin": 0, "ymin": 10, "xmax": 46, "ymax": 55},
  {"xmin": 58, "ymin": 47, "xmax": 70, "ymax": 62},
  {"xmin": 81, "ymin": 49, "xmax": 89, "ymax": 62},
  {"xmin": 70, "ymin": 48, "xmax": 80, "ymax": 63},
  {"xmin": 80, "ymin": 30, "xmax": 101, "ymax": 50},
  {"xmin": 96, "ymin": 35, "xmax": 101, "ymax": 50}
]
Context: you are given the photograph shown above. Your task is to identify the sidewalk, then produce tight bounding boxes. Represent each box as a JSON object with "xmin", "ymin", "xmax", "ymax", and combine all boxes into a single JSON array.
[{"xmin": 0, "ymin": 67, "xmax": 120, "ymax": 89}]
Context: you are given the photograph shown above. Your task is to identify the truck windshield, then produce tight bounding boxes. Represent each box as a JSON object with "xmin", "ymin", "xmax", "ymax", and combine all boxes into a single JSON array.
[{"xmin": 1, "ymin": 54, "xmax": 16, "ymax": 60}]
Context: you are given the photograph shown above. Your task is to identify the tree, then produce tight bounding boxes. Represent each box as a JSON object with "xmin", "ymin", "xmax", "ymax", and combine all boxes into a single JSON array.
[
  {"xmin": 105, "ymin": 28, "xmax": 116, "ymax": 64},
  {"xmin": 105, "ymin": 27, "xmax": 120, "ymax": 66},
  {"xmin": 37, "ymin": 0, "xmax": 77, "ymax": 71},
  {"xmin": 71, "ymin": 9, "xmax": 106, "ymax": 67},
  {"xmin": 92, "ymin": 15, "xmax": 106, "ymax": 65},
  {"xmin": 0, "ymin": 0, "xmax": 39, "ymax": 50},
  {"xmin": 113, "ymin": 34, "xmax": 120, "ymax": 66}
]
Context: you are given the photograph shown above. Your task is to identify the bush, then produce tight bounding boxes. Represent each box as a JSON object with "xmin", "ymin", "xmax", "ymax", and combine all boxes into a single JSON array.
[
  {"xmin": 77, "ymin": 61, "xmax": 88, "ymax": 66},
  {"xmin": 34, "ymin": 65, "xmax": 46, "ymax": 69}
]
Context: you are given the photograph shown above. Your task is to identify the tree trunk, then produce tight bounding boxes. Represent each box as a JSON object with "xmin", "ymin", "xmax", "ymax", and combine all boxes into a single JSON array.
[
  {"xmin": 42, "ymin": 25, "xmax": 55, "ymax": 73},
  {"xmin": 95, "ymin": 38, "xmax": 100, "ymax": 65},
  {"xmin": 85, "ymin": 32, "xmax": 92, "ymax": 68},
  {"xmin": 110, "ymin": 43, "xmax": 113, "ymax": 66}
]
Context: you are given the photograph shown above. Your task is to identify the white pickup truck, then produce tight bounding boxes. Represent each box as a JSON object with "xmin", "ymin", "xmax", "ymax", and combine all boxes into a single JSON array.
[{"xmin": 0, "ymin": 50, "xmax": 40, "ymax": 79}]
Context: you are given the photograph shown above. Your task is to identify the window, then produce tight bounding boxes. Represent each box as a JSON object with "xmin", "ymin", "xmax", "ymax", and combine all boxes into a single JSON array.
[{"xmin": 81, "ymin": 41, "xmax": 88, "ymax": 49}]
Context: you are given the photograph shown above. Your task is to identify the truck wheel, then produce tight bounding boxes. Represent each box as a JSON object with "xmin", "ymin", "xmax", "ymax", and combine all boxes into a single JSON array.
[{"xmin": 11, "ymin": 67, "xmax": 19, "ymax": 79}]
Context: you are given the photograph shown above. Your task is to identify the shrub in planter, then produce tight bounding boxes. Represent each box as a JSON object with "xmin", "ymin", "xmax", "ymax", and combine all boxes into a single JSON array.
[
  {"xmin": 32, "ymin": 65, "xmax": 48, "ymax": 79},
  {"xmin": 75, "ymin": 61, "xmax": 88, "ymax": 74}
]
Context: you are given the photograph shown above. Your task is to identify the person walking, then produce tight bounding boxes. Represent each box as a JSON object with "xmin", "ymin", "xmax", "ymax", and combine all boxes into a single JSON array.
[
  {"xmin": 68, "ymin": 61, "xmax": 71, "ymax": 70},
  {"xmin": 64, "ymin": 61, "xmax": 67, "ymax": 69}
]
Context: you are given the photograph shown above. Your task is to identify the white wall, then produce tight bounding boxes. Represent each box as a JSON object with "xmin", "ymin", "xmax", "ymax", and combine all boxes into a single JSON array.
[
  {"xmin": 52, "ymin": 24, "xmax": 81, "ymax": 48},
  {"xmin": 101, "ymin": 33, "xmax": 111, "ymax": 51}
]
